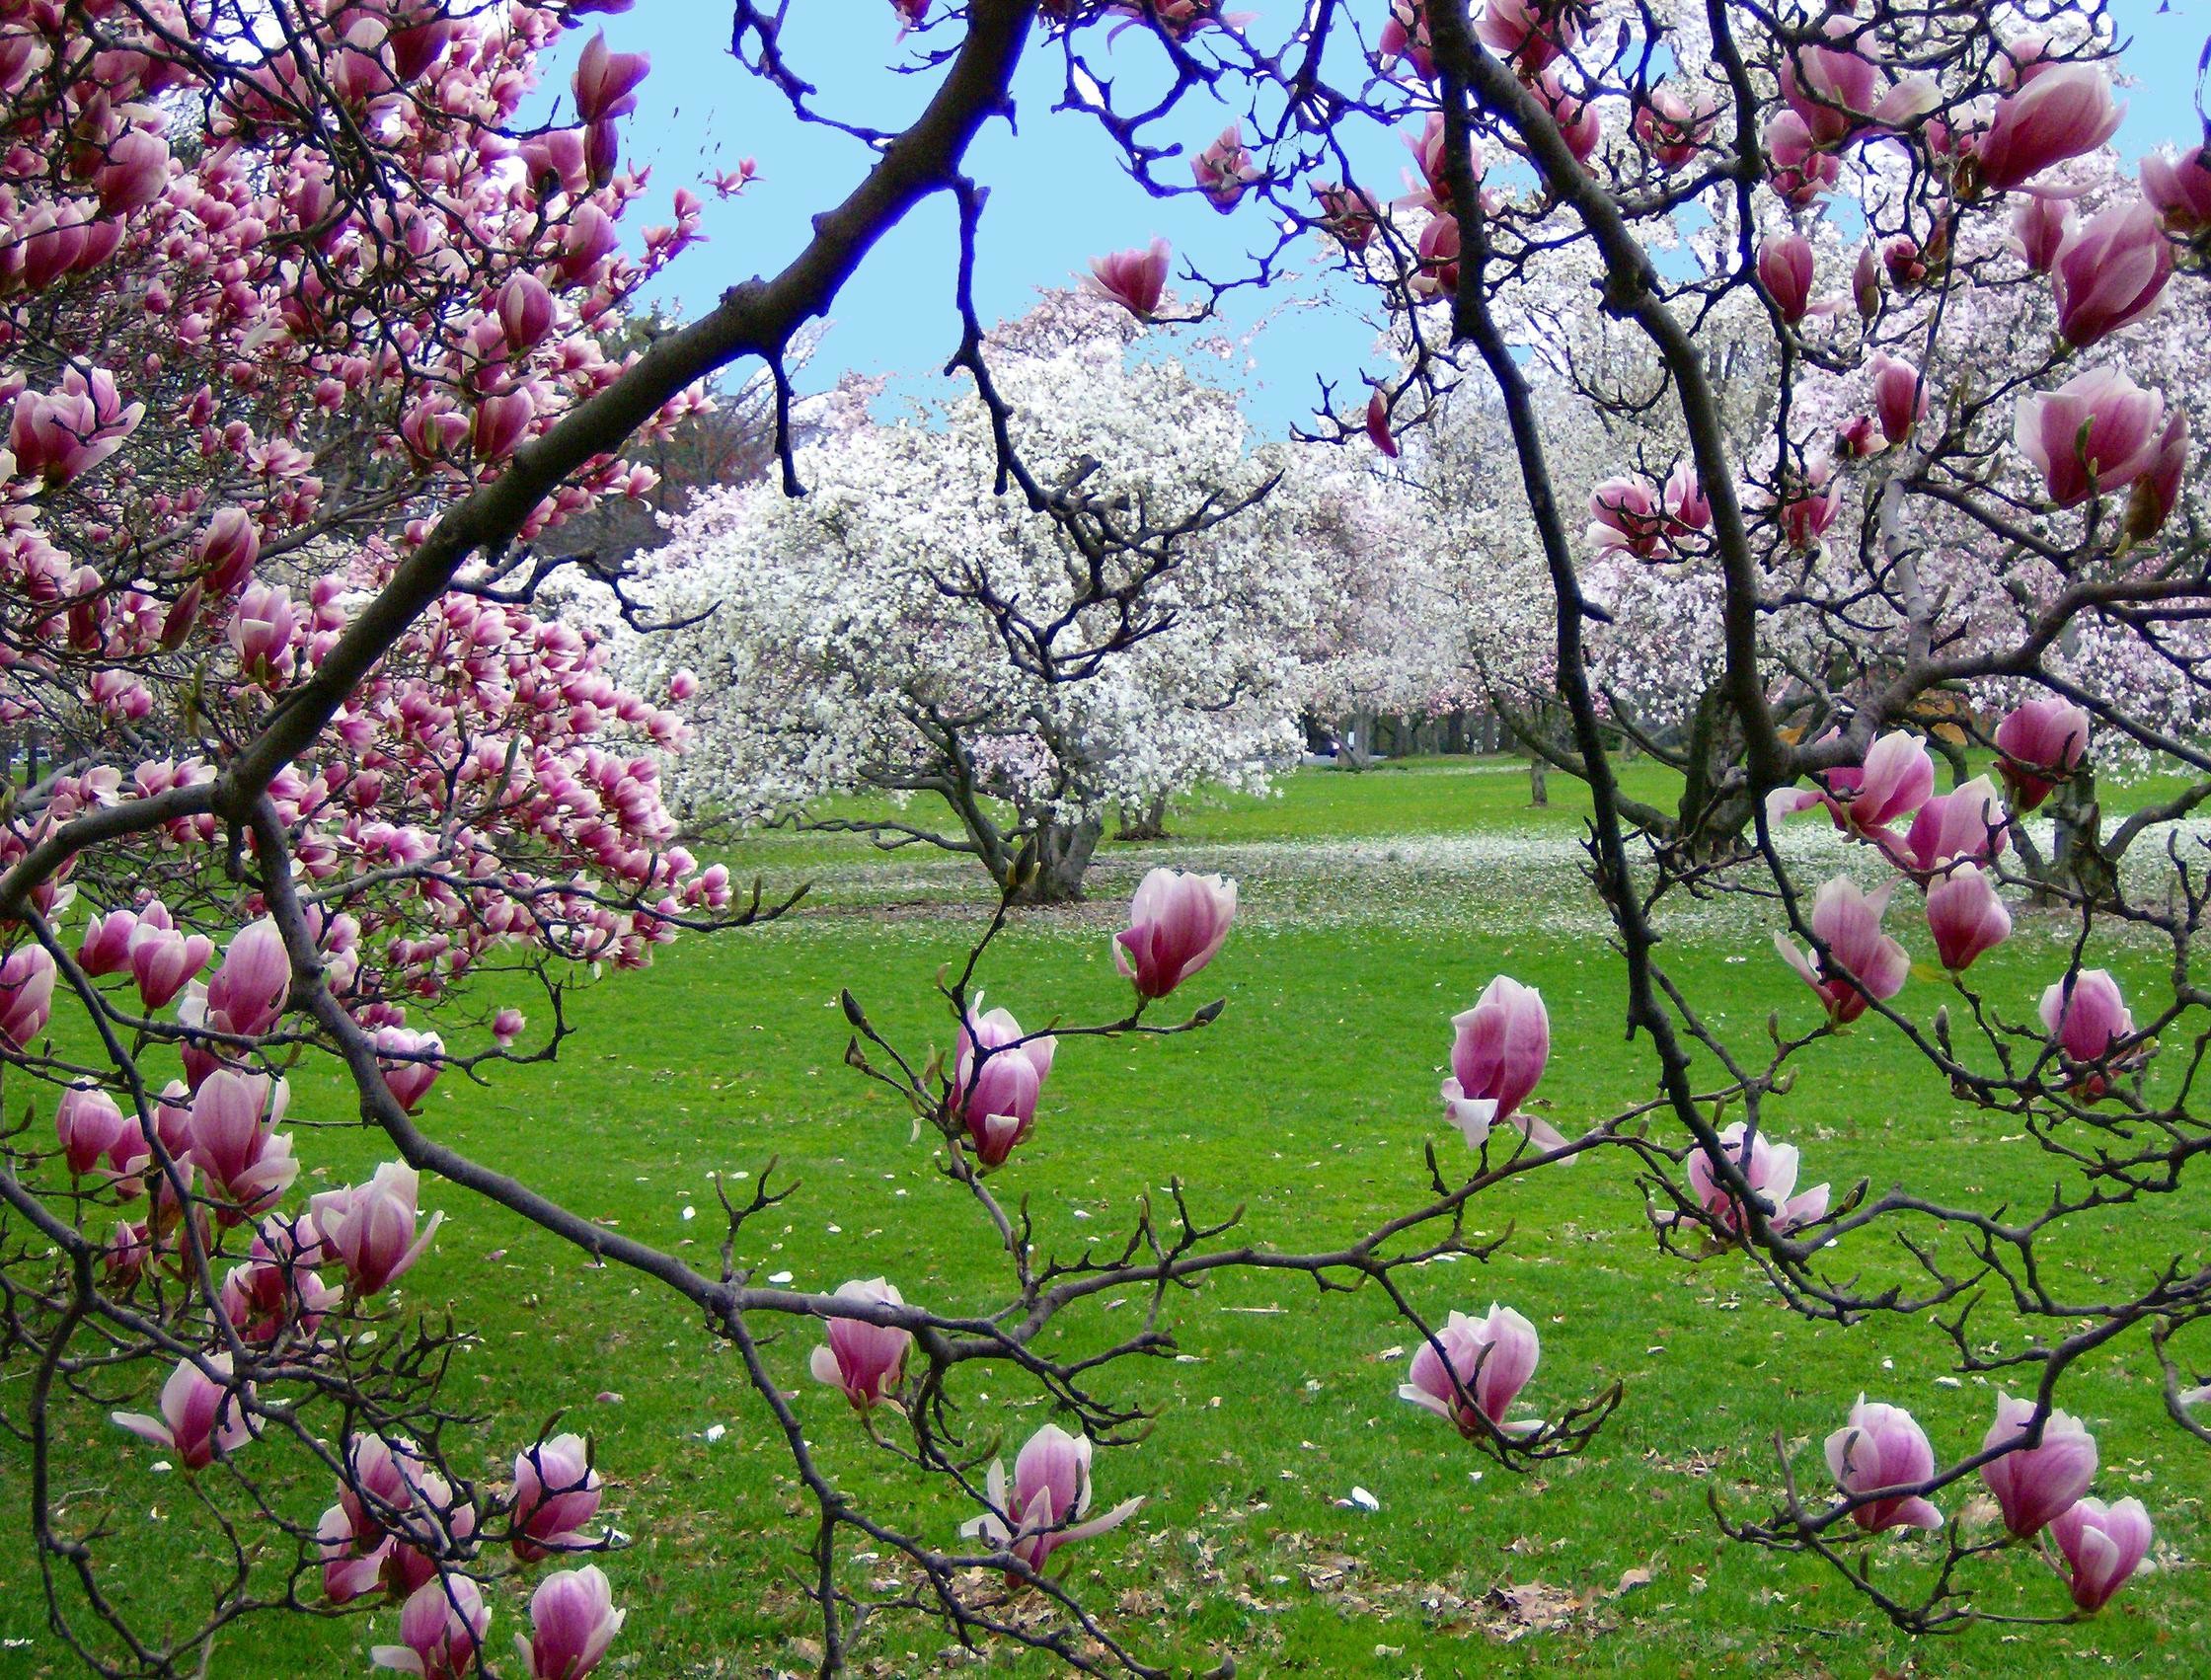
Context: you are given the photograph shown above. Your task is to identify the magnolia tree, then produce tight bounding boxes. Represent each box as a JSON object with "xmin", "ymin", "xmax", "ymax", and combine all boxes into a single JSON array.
[
  {"xmin": 631, "ymin": 294, "xmax": 1313, "ymax": 901},
  {"xmin": 10, "ymin": 1, "xmax": 2211, "ymax": 1677},
  {"xmin": 1278, "ymin": 454, "xmax": 1485, "ymax": 766}
]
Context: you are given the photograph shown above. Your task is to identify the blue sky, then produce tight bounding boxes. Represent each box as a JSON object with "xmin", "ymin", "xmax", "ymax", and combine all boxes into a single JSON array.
[{"xmin": 575, "ymin": 2, "xmax": 2209, "ymax": 437}]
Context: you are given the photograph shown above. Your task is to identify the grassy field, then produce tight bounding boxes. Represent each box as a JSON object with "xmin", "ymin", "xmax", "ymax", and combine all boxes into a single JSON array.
[{"xmin": 7, "ymin": 757, "xmax": 2206, "ymax": 1678}]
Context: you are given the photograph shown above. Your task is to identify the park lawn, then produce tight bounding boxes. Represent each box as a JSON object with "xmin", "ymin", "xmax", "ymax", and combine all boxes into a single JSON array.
[{"xmin": 6, "ymin": 758, "xmax": 2206, "ymax": 1678}]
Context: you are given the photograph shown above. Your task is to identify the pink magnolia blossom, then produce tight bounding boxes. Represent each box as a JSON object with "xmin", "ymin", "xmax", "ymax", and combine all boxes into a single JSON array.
[
  {"xmin": 9, "ymin": 368, "xmax": 143, "ymax": 486},
  {"xmin": 1105, "ymin": 0, "xmax": 1257, "ymax": 39},
  {"xmin": 1475, "ymin": 0, "xmax": 1579, "ymax": 74},
  {"xmin": 1190, "ymin": 124, "xmax": 1260, "ymax": 210},
  {"xmin": 226, "ymin": 580, "xmax": 298, "ymax": 685},
  {"xmin": 1086, "ymin": 239, "xmax": 1171, "ymax": 319},
  {"xmin": 314, "ymin": 1162, "xmax": 444, "ymax": 1296},
  {"xmin": 2012, "ymin": 191, "xmax": 2075, "ymax": 272},
  {"xmin": 1779, "ymin": 468, "xmax": 1841, "ymax": 549},
  {"xmin": 959, "ymin": 1423, "xmax": 1142, "ymax": 1575},
  {"xmin": 572, "ymin": 33, "xmax": 648, "ymax": 123},
  {"xmin": 494, "ymin": 1007, "xmax": 527, "ymax": 1045},
  {"xmin": 1412, "ymin": 211, "xmax": 1461, "ymax": 299},
  {"xmin": 517, "ymin": 1566, "xmax": 625, "ymax": 1680},
  {"xmin": 808, "ymin": 1276, "xmax": 912, "ymax": 1411},
  {"xmin": 1586, "ymin": 476, "xmax": 1670, "ymax": 560},
  {"xmin": 1868, "ymin": 352, "xmax": 1926, "ymax": 446},
  {"xmin": 219, "ymin": 1245, "xmax": 341, "ymax": 1345},
  {"xmin": 79, "ymin": 906, "xmax": 138, "ymax": 975},
  {"xmin": 322, "ymin": 1434, "xmax": 481, "ymax": 1599},
  {"xmin": 1398, "ymin": 1303, "xmax": 1542, "ymax": 1438},
  {"xmin": 129, "ymin": 919, "xmax": 214, "ymax": 1011},
  {"xmin": 1774, "ymin": 876, "xmax": 1910, "ymax": 1024},
  {"xmin": 2050, "ymin": 201, "xmax": 2173, "ymax": 347},
  {"xmin": 195, "ymin": 507, "xmax": 261, "ymax": 595},
  {"xmin": 1825, "ymin": 1397, "xmax": 1942, "ymax": 1531},
  {"xmin": 374, "ymin": 1026, "xmax": 446, "ymax": 1111},
  {"xmin": 2015, "ymin": 365, "xmax": 2167, "ymax": 508},
  {"xmin": 93, "ymin": 127, "xmax": 171, "ymax": 214},
  {"xmin": 1980, "ymin": 1395, "xmax": 2097, "ymax": 1541},
  {"xmin": 1683, "ymin": 1120, "xmax": 1829, "ymax": 1237},
  {"xmin": 55, "ymin": 1084, "xmax": 135, "ymax": 1178},
  {"xmin": 371, "ymin": 1576, "xmax": 489, "ymax": 1679},
  {"xmin": 1365, "ymin": 389, "xmax": 1399, "ymax": 458},
  {"xmin": 952, "ymin": 1006, "xmax": 1056, "ymax": 1168},
  {"xmin": 2125, "ymin": 411, "xmax": 2189, "ymax": 543},
  {"xmin": 1763, "ymin": 111, "xmax": 1839, "ymax": 205},
  {"xmin": 1836, "ymin": 413, "xmax": 1883, "ymax": 462},
  {"xmin": 186, "ymin": 1069, "xmax": 298, "ymax": 1218},
  {"xmin": 2143, "ymin": 144, "xmax": 2211, "ymax": 236},
  {"xmin": 511, "ymin": 1433, "xmax": 604, "ymax": 1561},
  {"xmin": 1378, "ymin": 0, "xmax": 1432, "ymax": 79},
  {"xmin": 112, "ymin": 1353, "xmax": 255, "ymax": 1471},
  {"xmin": 2049, "ymin": 1496, "xmax": 2154, "ymax": 1611},
  {"xmin": 1903, "ymin": 776, "xmax": 2007, "ymax": 874},
  {"xmin": 1778, "ymin": 24, "xmax": 1938, "ymax": 141},
  {"xmin": 1760, "ymin": 234, "xmax": 1812, "ymax": 327},
  {"xmin": 1994, "ymin": 697, "xmax": 2090, "ymax": 812},
  {"xmin": 472, "ymin": 389, "xmax": 535, "ymax": 462},
  {"xmin": 1663, "ymin": 462, "xmax": 1711, "ymax": 533},
  {"xmin": 1926, "ymin": 865, "xmax": 2012, "ymax": 972},
  {"xmin": 1768, "ymin": 728, "xmax": 1935, "ymax": 845},
  {"xmin": 1441, "ymin": 974, "xmax": 1559, "ymax": 1153},
  {"xmin": 1116, "ymin": 868, "xmax": 1237, "ymax": 1000},
  {"xmin": 1313, "ymin": 181, "xmax": 1380, "ymax": 250},
  {"xmin": 1534, "ymin": 67, "xmax": 1601, "ymax": 165},
  {"xmin": 498, "ymin": 272, "xmax": 557, "ymax": 351},
  {"xmin": 1883, "ymin": 232, "xmax": 1936, "ymax": 290},
  {"xmin": 205, "ymin": 916, "xmax": 291, "ymax": 1039},
  {"xmin": 317, "ymin": 1499, "xmax": 391, "ymax": 1605},
  {"xmin": 1975, "ymin": 61, "xmax": 2123, "ymax": 192},
  {"xmin": 1853, "ymin": 243, "xmax": 1880, "ymax": 318},
  {"xmin": 105, "ymin": 1218, "xmax": 152, "ymax": 1287},
  {"xmin": 1633, "ymin": 81, "xmax": 1719, "ymax": 172},
  {"xmin": 2039, "ymin": 969, "xmax": 2133, "ymax": 1093}
]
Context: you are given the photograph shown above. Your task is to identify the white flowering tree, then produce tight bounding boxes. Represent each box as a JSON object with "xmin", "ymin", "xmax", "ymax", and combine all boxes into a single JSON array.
[{"xmin": 634, "ymin": 299, "xmax": 1314, "ymax": 900}]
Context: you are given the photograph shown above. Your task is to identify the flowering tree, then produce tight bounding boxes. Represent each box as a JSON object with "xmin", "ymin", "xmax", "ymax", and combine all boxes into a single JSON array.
[
  {"xmin": 9, "ymin": 0, "xmax": 2211, "ymax": 1676},
  {"xmin": 633, "ymin": 296, "xmax": 1314, "ymax": 901}
]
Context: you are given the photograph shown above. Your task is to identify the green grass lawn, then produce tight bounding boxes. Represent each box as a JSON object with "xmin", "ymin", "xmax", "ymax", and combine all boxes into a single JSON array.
[{"xmin": 8, "ymin": 757, "xmax": 2206, "ymax": 1677}]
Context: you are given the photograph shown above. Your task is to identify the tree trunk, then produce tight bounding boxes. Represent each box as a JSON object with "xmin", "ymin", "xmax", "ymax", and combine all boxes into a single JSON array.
[
  {"xmin": 1114, "ymin": 794, "xmax": 1171, "ymax": 842},
  {"xmin": 2037, "ymin": 770, "xmax": 2113, "ymax": 904},
  {"xmin": 1338, "ymin": 710, "xmax": 1375, "ymax": 770},
  {"xmin": 1012, "ymin": 816, "xmax": 1103, "ymax": 904},
  {"xmin": 1527, "ymin": 754, "xmax": 1548, "ymax": 806}
]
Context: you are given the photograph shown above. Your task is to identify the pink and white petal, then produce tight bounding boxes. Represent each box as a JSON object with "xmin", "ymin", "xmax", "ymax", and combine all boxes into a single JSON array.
[
  {"xmin": 112, "ymin": 1411, "xmax": 174, "ymax": 1450},
  {"xmin": 1058, "ymin": 1495, "xmax": 1143, "ymax": 1545},
  {"xmin": 1507, "ymin": 1110, "xmax": 1576, "ymax": 1161}
]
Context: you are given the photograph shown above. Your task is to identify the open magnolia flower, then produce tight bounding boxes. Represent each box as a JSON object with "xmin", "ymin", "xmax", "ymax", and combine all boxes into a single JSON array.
[
  {"xmin": 1677, "ymin": 1121, "xmax": 1830, "ymax": 1239},
  {"xmin": 960, "ymin": 1423, "xmax": 1142, "ymax": 1577},
  {"xmin": 807, "ymin": 1277, "xmax": 912, "ymax": 1411},
  {"xmin": 1442, "ymin": 975, "xmax": 1568, "ymax": 1156},
  {"xmin": 1397, "ymin": 1304, "xmax": 1543, "ymax": 1439},
  {"xmin": 112, "ymin": 1353, "xmax": 256, "ymax": 1471}
]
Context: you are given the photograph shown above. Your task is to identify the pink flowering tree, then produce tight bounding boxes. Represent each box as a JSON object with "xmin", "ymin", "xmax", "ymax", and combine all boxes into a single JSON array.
[{"xmin": 10, "ymin": 0, "xmax": 2211, "ymax": 1676}]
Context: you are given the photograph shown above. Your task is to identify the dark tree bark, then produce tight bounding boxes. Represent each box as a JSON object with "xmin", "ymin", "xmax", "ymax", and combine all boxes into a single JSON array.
[{"xmin": 1013, "ymin": 817, "xmax": 1103, "ymax": 903}]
